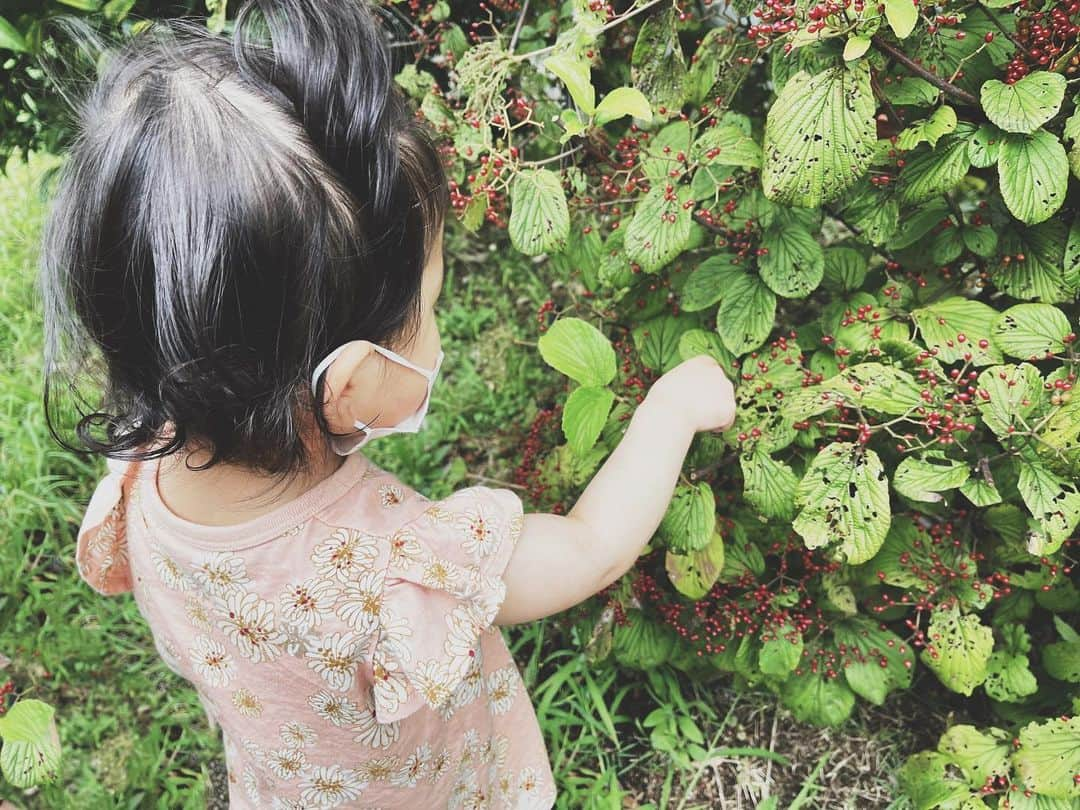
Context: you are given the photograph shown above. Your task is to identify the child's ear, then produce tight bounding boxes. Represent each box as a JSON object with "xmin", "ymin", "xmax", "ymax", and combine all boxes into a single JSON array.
[{"xmin": 320, "ymin": 340, "xmax": 378, "ymax": 428}]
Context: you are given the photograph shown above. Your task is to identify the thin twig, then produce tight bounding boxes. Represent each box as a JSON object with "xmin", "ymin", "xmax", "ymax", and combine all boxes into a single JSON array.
[
  {"xmin": 508, "ymin": 0, "xmax": 531, "ymax": 54},
  {"xmin": 520, "ymin": 144, "xmax": 584, "ymax": 167},
  {"xmin": 464, "ymin": 473, "xmax": 528, "ymax": 490},
  {"xmin": 871, "ymin": 36, "xmax": 980, "ymax": 107}
]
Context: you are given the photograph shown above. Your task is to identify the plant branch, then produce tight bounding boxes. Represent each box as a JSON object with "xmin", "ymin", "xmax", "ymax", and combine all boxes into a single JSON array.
[
  {"xmin": 871, "ymin": 36, "xmax": 980, "ymax": 107},
  {"xmin": 508, "ymin": 0, "xmax": 531, "ymax": 54}
]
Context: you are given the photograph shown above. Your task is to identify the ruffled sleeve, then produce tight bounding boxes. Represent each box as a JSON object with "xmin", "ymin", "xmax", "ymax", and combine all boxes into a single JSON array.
[
  {"xmin": 368, "ymin": 485, "xmax": 524, "ymax": 724},
  {"xmin": 75, "ymin": 456, "xmax": 140, "ymax": 596}
]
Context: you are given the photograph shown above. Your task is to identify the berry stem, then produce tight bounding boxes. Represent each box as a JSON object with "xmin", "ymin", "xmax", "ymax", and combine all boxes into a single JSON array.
[{"xmin": 870, "ymin": 36, "xmax": 980, "ymax": 107}]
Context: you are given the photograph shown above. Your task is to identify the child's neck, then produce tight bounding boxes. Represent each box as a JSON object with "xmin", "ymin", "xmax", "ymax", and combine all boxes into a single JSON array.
[{"xmin": 155, "ymin": 435, "xmax": 346, "ymax": 527}]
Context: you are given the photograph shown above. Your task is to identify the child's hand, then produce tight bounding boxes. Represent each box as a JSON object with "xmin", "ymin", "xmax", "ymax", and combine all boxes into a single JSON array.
[{"xmin": 645, "ymin": 355, "xmax": 736, "ymax": 434}]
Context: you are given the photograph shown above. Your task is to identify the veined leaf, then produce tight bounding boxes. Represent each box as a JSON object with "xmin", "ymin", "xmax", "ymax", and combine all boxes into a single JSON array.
[
  {"xmin": 659, "ymin": 482, "xmax": 716, "ymax": 553},
  {"xmin": 594, "ymin": 87, "xmax": 652, "ymax": 125},
  {"xmin": 678, "ymin": 328, "xmax": 737, "ymax": 370},
  {"xmin": 884, "ymin": 0, "xmax": 919, "ymax": 38},
  {"xmin": 759, "ymin": 621, "xmax": 804, "ymax": 676},
  {"xmin": 992, "ymin": 220, "xmax": 1071, "ymax": 303},
  {"xmin": 691, "ymin": 125, "xmax": 762, "ymax": 169},
  {"xmin": 717, "ymin": 273, "xmax": 776, "ymax": 355},
  {"xmin": 821, "ymin": 246, "xmax": 868, "ymax": 293},
  {"xmin": 998, "ymin": 130, "xmax": 1068, "ymax": 225},
  {"xmin": 544, "ymin": 51, "xmax": 596, "ymax": 115},
  {"xmin": 893, "ymin": 456, "xmax": 970, "ymax": 503},
  {"xmin": 984, "ymin": 624, "xmax": 1039, "ymax": 703},
  {"xmin": 508, "ymin": 169, "xmax": 570, "ymax": 255},
  {"xmin": 793, "ymin": 442, "xmax": 890, "ymax": 565},
  {"xmin": 1012, "ymin": 717, "xmax": 1080, "ymax": 800},
  {"xmin": 993, "ymin": 303, "xmax": 1071, "ymax": 359},
  {"xmin": 562, "ymin": 386, "xmax": 614, "ymax": 457},
  {"xmin": 630, "ymin": 8, "xmax": 686, "ymax": 114},
  {"xmin": 761, "ymin": 65, "xmax": 877, "ymax": 207},
  {"xmin": 976, "ymin": 362, "xmax": 1043, "ymax": 438},
  {"xmin": 938, "ymin": 725, "xmax": 1011, "ymax": 788},
  {"xmin": 681, "ymin": 253, "xmax": 742, "ymax": 312},
  {"xmin": 896, "ymin": 105, "xmax": 957, "ymax": 151},
  {"xmin": 0, "ymin": 700, "xmax": 60, "ymax": 788},
  {"xmin": 781, "ymin": 660, "xmax": 856, "ymax": 727},
  {"xmin": 1017, "ymin": 461, "xmax": 1080, "ymax": 555},
  {"xmin": 980, "ymin": 72, "xmax": 1067, "ymax": 134},
  {"xmin": 920, "ymin": 605, "xmax": 993, "ymax": 696},
  {"xmin": 912, "ymin": 297, "xmax": 1004, "ymax": 366},
  {"xmin": 897, "ymin": 135, "xmax": 971, "ymax": 204},
  {"xmin": 758, "ymin": 225, "xmax": 825, "ymax": 298},
  {"xmin": 968, "ymin": 123, "xmax": 1004, "ymax": 167},
  {"xmin": 740, "ymin": 448, "xmax": 798, "ymax": 521},
  {"xmin": 835, "ymin": 618, "xmax": 914, "ymax": 705},
  {"xmin": 665, "ymin": 527, "xmax": 725, "ymax": 599},
  {"xmin": 625, "ymin": 184, "xmax": 693, "ymax": 273},
  {"xmin": 537, "ymin": 317, "xmax": 617, "ymax": 386}
]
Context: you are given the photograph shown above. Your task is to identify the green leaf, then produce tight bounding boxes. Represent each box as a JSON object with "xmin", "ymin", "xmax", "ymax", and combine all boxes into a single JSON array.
[
  {"xmin": 793, "ymin": 442, "xmax": 891, "ymax": 565},
  {"xmin": 562, "ymin": 386, "xmax": 614, "ymax": 457},
  {"xmin": 0, "ymin": 16, "xmax": 27, "ymax": 52},
  {"xmin": 960, "ymin": 476, "xmax": 1002, "ymax": 507},
  {"xmin": 642, "ymin": 121, "xmax": 692, "ymax": 184},
  {"xmin": 740, "ymin": 448, "xmax": 798, "ymax": 521},
  {"xmin": 665, "ymin": 527, "xmax": 724, "ymax": 600},
  {"xmin": 993, "ymin": 303, "xmax": 1071, "ymax": 359},
  {"xmin": 883, "ymin": 76, "xmax": 939, "ymax": 107},
  {"xmin": 1066, "ymin": 214, "xmax": 1080, "ymax": 291},
  {"xmin": 884, "ymin": 0, "xmax": 919, "ymax": 38},
  {"xmin": 821, "ymin": 246, "xmax": 868, "ymax": 293},
  {"xmin": 1012, "ymin": 716, "xmax": 1080, "ymax": 799},
  {"xmin": 544, "ymin": 51, "xmax": 596, "ymax": 115},
  {"xmin": 1017, "ymin": 461, "xmax": 1080, "ymax": 555},
  {"xmin": 897, "ymin": 136, "xmax": 971, "ymax": 205},
  {"xmin": 962, "ymin": 225, "xmax": 999, "ymax": 258},
  {"xmin": 613, "ymin": 610, "xmax": 677, "ymax": 669},
  {"xmin": 980, "ymin": 72, "xmax": 1067, "ymax": 134},
  {"xmin": 758, "ymin": 225, "xmax": 825, "ymax": 298},
  {"xmin": 761, "ymin": 65, "xmax": 877, "ymax": 207},
  {"xmin": 681, "ymin": 253, "xmax": 742, "ymax": 312},
  {"xmin": 659, "ymin": 482, "xmax": 716, "ymax": 553},
  {"xmin": 976, "ymin": 363, "xmax": 1043, "ymax": 438},
  {"xmin": 759, "ymin": 622, "xmax": 804, "ymax": 676},
  {"xmin": 625, "ymin": 184, "xmax": 693, "ymax": 273},
  {"xmin": 968, "ymin": 123, "xmax": 1004, "ymax": 167},
  {"xmin": 781, "ymin": 666, "xmax": 856, "ymax": 727},
  {"xmin": 0, "ymin": 700, "xmax": 60, "ymax": 788},
  {"xmin": 992, "ymin": 220, "xmax": 1071, "ymax": 303},
  {"xmin": 633, "ymin": 314, "xmax": 692, "ymax": 373},
  {"xmin": 1043, "ymin": 640, "xmax": 1080, "ymax": 683},
  {"xmin": 920, "ymin": 605, "xmax": 993, "ymax": 696},
  {"xmin": 819, "ymin": 363, "xmax": 924, "ymax": 415},
  {"xmin": 594, "ymin": 87, "xmax": 652, "ymax": 125},
  {"xmin": 913, "ymin": 297, "xmax": 1004, "ymax": 366},
  {"xmin": 508, "ymin": 169, "xmax": 570, "ymax": 256},
  {"xmin": 1038, "ymin": 395, "xmax": 1080, "ymax": 479},
  {"xmin": 538, "ymin": 317, "xmax": 617, "ymax": 387},
  {"xmin": 897, "ymin": 105, "xmax": 958, "ymax": 151},
  {"xmin": 691, "ymin": 125, "xmax": 763, "ymax": 169},
  {"xmin": 985, "ymin": 625, "xmax": 1039, "ymax": 702},
  {"xmin": 998, "ymin": 130, "xmax": 1068, "ymax": 225},
  {"xmin": 898, "ymin": 751, "xmax": 972, "ymax": 810},
  {"xmin": 678, "ymin": 328, "xmax": 737, "ymax": 371},
  {"xmin": 843, "ymin": 34, "xmax": 872, "ymax": 61},
  {"xmin": 630, "ymin": 8, "xmax": 686, "ymax": 114},
  {"xmin": 893, "ymin": 456, "xmax": 971, "ymax": 503},
  {"xmin": 717, "ymin": 273, "xmax": 776, "ymax": 355},
  {"xmin": 938, "ymin": 725, "xmax": 1011, "ymax": 788},
  {"xmin": 835, "ymin": 618, "xmax": 914, "ymax": 705}
]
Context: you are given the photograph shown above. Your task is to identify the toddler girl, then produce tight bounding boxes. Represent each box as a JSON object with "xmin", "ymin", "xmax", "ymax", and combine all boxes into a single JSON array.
[{"xmin": 40, "ymin": 0, "xmax": 736, "ymax": 807}]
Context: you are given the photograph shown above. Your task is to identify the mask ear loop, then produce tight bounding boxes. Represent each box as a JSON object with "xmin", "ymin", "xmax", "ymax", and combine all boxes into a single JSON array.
[{"xmin": 311, "ymin": 345, "xmax": 383, "ymax": 440}]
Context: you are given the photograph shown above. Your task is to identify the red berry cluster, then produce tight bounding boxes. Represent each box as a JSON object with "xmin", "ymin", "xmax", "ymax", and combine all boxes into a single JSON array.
[
  {"xmin": 1004, "ymin": 1, "xmax": 1080, "ymax": 82},
  {"xmin": 0, "ymin": 680, "xmax": 14, "ymax": 715}
]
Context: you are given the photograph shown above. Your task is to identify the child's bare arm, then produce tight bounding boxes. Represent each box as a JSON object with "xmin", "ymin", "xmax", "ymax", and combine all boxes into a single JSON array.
[{"xmin": 494, "ymin": 355, "xmax": 736, "ymax": 626}]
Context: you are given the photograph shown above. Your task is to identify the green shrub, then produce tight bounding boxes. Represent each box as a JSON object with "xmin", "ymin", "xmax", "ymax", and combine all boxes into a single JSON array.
[{"xmin": 397, "ymin": 0, "xmax": 1080, "ymax": 804}]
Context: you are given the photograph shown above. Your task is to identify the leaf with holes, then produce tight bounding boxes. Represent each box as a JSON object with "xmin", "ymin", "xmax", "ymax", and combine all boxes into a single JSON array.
[
  {"xmin": 984, "ymin": 625, "xmax": 1038, "ymax": 702},
  {"xmin": 758, "ymin": 225, "xmax": 825, "ymax": 298},
  {"xmin": 893, "ymin": 456, "xmax": 970, "ymax": 503},
  {"xmin": 1011, "ymin": 716, "xmax": 1080, "ymax": 799},
  {"xmin": 912, "ymin": 297, "xmax": 1004, "ymax": 366},
  {"xmin": 992, "ymin": 220, "xmax": 1070, "ymax": 303},
  {"xmin": 1017, "ymin": 461, "xmax": 1080, "ymax": 555},
  {"xmin": 630, "ymin": 7, "xmax": 686, "ymax": 114},
  {"xmin": 691, "ymin": 124, "xmax": 762, "ymax": 169},
  {"xmin": 508, "ymin": 169, "xmax": 569, "ymax": 256},
  {"xmin": 625, "ymin": 184, "xmax": 693, "ymax": 273},
  {"xmin": 665, "ymin": 527, "xmax": 724, "ymax": 600},
  {"xmin": 938, "ymin": 725, "xmax": 1011, "ymax": 788},
  {"xmin": 717, "ymin": 272, "xmax": 776, "ymax": 355},
  {"xmin": 980, "ymin": 72, "xmax": 1066, "ymax": 134},
  {"xmin": 537, "ymin": 317, "xmax": 616, "ymax": 387},
  {"xmin": 793, "ymin": 442, "xmax": 890, "ymax": 565},
  {"xmin": 998, "ymin": 130, "xmax": 1068, "ymax": 225},
  {"xmin": 761, "ymin": 64, "xmax": 877, "ymax": 207},
  {"xmin": 759, "ymin": 622, "xmax": 804, "ymax": 677},
  {"xmin": 659, "ymin": 482, "xmax": 716, "ymax": 553},
  {"xmin": 897, "ymin": 105, "xmax": 958, "ymax": 151},
  {"xmin": 976, "ymin": 363, "xmax": 1043, "ymax": 438},
  {"xmin": 835, "ymin": 618, "xmax": 914, "ymax": 705},
  {"xmin": 681, "ymin": 253, "xmax": 742, "ymax": 312},
  {"xmin": 562, "ymin": 386, "xmax": 614, "ymax": 457},
  {"xmin": 0, "ymin": 699, "xmax": 61, "ymax": 788},
  {"xmin": 920, "ymin": 605, "xmax": 993, "ymax": 696},
  {"xmin": 740, "ymin": 448, "xmax": 798, "ymax": 521},
  {"xmin": 898, "ymin": 135, "xmax": 972, "ymax": 205},
  {"xmin": 992, "ymin": 303, "xmax": 1071, "ymax": 359},
  {"xmin": 678, "ymin": 328, "xmax": 737, "ymax": 371}
]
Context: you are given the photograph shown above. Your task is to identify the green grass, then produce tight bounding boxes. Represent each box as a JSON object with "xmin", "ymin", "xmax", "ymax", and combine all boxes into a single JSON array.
[{"xmin": 0, "ymin": 149, "xmax": 917, "ymax": 809}]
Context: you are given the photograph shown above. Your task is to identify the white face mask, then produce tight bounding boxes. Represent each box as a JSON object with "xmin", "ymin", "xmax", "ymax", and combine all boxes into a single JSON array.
[{"xmin": 310, "ymin": 342, "xmax": 444, "ymax": 456}]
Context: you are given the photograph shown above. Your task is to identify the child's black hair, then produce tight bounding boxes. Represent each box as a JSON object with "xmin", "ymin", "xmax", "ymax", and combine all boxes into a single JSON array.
[{"xmin": 39, "ymin": 0, "xmax": 450, "ymax": 485}]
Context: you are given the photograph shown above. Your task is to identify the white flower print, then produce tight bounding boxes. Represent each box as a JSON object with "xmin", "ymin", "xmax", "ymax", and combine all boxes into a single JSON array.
[
  {"xmin": 190, "ymin": 635, "xmax": 236, "ymax": 687},
  {"xmin": 266, "ymin": 747, "xmax": 307, "ymax": 780},
  {"xmin": 487, "ymin": 666, "xmax": 519, "ymax": 715},
  {"xmin": 412, "ymin": 659, "xmax": 455, "ymax": 711},
  {"xmin": 458, "ymin": 504, "xmax": 501, "ymax": 558},
  {"xmin": 311, "ymin": 528, "xmax": 378, "ymax": 582},
  {"xmin": 192, "ymin": 551, "xmax": 249, "ymax": 597},
  {"xmin": 242, "ymin": 768, "xmax": 261, "ymax": 804},
  {"xmin": 336, "ymin": 569, "xmax": 385, "ymax": 637},
  {"xmin": 271, "ymin": 799, "xmax": 307, "ymax": 810},
  {"xmin": 298, "ymin": 765, "xmax": 365, "ymax": 807},
  {"xmin": 444, "ymin": 604, "xmax": 484, "ymax": 665},
  {"xmin": 452, "ymin": 650, "xmax": 485, "ymax": 709},
  {"xmin": 155, "ymin": 635, "xmax": 183, "ymax": 675},
  {"xmin": 448, "ymin": 769, "xmax": 477, "ymax": 810},
  {"xmin": 278, "ymin": 577, "xmax": 339, "ymax": 635},
  {"xmin": 305, "ymin": 631, "xmax": 364, "ymax": 691},
  {"xmin": 378, "ymin": 483, "xmax": 405, "ymax": 508},
  {"xmin": 388, "ymin": 529, "xmax": 423, "ymax": 569},
  {"xmin": 486, "ymin": 734, "xmax": 509, "ymax": 769},
  {"xmin": 390, "ymin": 743, "xmax": 431, "ymax": 788},
  {"xmin": 231, "ymin": 688, "xmax": 263, "ymax": 718},
  {"xmin": 218, "ymin": 591, "xmax": 286, "ymax": 663},
  {"xmin": 280, "ymin": 721, "xmax": 317, "ymax": 749},
  {"xmin": 151, "ymin": 548, "xmax": 189, "ymax": 591},
  {"xmin": 423, "ymin": 503, "xmax": 454, "ymax": 524},
  {"xmin": 241, "ymin": 737, "xmax": 264, "ymax": 764},
  {"xmin": 184, "ymin": 596, "xmax": 213, "ymax": 631},
  {"xmin": 428, "ymin": 747, "xmax": 452, "ymax": 783},
  {"xmin": 376, "ymin": 609, "xmax": 413, "ymax": 664},
  {"xmin": 518, "ymin": 766, "xmax": 543, "ymax": 798},
  {"xmin": 461, "ymin": 729, "xmax": 483, "ymax": 766},
  {"xmin": 351, "ymin": 704, "xmax": 400, "ymax": 749},
  {"xmin": 370, "ymin": 644, "xmax": 410, "ymax": 717},
  {"xmin": 308, "ymin": 690, "xmax": 362, "ymax": 727},
  {"xmin": 354, "ymin": 755, "xmax": 400, "ymax": 783},
  {"xmin": 421, "ymin": 555, "xmax": 461, "ymax": 592}
]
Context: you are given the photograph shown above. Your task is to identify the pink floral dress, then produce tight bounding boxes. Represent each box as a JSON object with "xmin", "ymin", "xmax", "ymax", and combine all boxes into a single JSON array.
[{"xmin": 75, "ymin": 447, "xmax": 556, "ymax": 809}]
